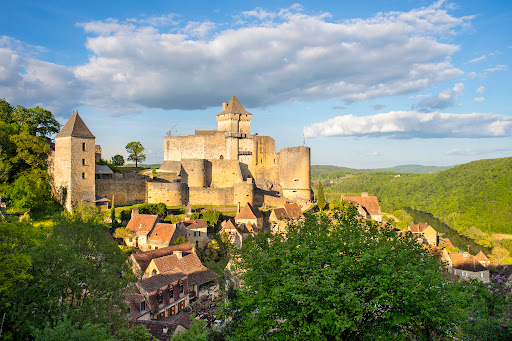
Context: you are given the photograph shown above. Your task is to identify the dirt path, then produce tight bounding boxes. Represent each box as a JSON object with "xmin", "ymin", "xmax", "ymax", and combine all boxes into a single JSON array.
[{"xmin": 494, "ymin": 234, "xmax": 512, "ymax": 240}]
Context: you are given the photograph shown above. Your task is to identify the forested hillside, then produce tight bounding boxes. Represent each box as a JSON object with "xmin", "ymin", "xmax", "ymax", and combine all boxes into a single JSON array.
[
  {"xmin": 321, "ymin": 157, "xmax": 512, "ymax": 234},
  {"xmin": 311, "ymin": 164, "xmax": 453, "ymax": 181}
]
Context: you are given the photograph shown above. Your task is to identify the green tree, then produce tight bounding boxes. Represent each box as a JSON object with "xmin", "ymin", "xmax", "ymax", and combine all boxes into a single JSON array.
[
  {"xmin": 171, "ymin": 318, "xmax": 208, "ymax": 341},
  {"xmin": 317, "ymin": 181, "xmax": 326, "ymax": 210},
  {"xmin": 4, "ymin": 214, "xmax": 135, "ymax": 339},
  {"xmin": 5, "ymin": 169, "xmax": 54, "ymax": 211},
  {"xmin": 125, "ymin": 141, "xmax": 146, "ymax": 168},
  {"xmin": 113, "ymin": 227, "xmax": 135, "ymax": 240},
  {"xmin": 111, "ymin": 154, "xmax": 125, "ymax": 166},
  {"xmin": 202, "ymin": 210, "xmax": 221, "ymax": 227},
  {"xmin": 227, "ymin": 208, "xmax": 469, "ymax": 340},
  {"xmin": 9, "ymin": 105, "xmax": 60, "ymax": 137},
  {"xmin": 174, "ymin": 237, "xmax": 188, "ymax": 245}
]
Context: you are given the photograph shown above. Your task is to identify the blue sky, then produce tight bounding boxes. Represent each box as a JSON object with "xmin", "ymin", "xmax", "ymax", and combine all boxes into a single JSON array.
[{"xmin": 1, "ymin": 0, "xmax": 511, "ymax": 168}]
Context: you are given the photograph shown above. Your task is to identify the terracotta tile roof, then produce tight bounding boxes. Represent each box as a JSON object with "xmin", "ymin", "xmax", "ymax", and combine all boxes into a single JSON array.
[
  {"xmin": 133, "ymin": 320, "xmax": 177, "ymax": 341},
  {"xmin": 126, "ymin": 214, "xmax": 159, "ymax": 233},
  {"xmin": 442, "ymin": 238, "xmax": 454, "ymax": 248},
  {"xmin": 223, "ymin": 220, "xmax": 237, "ymax": 230},
  {"xmin": 341, "ymin": 195, "xmax": 381, "ymax": 215},
  {"xmin": 475, "ymin": 251, "xmax": 490, "ymax": 263},
  {"xmin": 284, "ymin": 203, "xmax": 304, "ymax": 219},
  {"xmin": 272, "ymin": 208, "xmax": 288, "ymax": 220},
  {"xmin": 131, "ymin": 243, "xmax": 194, "ymax": 273},
  {"xmin": 218, "ymin": 94, "xmax": 251, "ymax": 115},
  {"xmin": 408, "ymin": 222, "xmax": 430, "ymax": 233},
  {"xmin": 188, "ymin": 269, "xmax": 219, "ymax": 286},
  {"xmin": 181, "ymin": 219, "xmax": 208, "ymax": 229},
  {"xmin": 149, "ymin": 223, "xmax": 176, "ymax": 243},
  {"xmin": 136, "ymin": 270, "xmax": 186, "ymax": 294},
  {"xmin": 235, "ymin": 202, "xmax": 263, "ymax": 220},
  {"xmin": 152, "ymin": 252, "xmax": 205, "ymax": 275},
  {"xmin": 56, "ymin": 112, "xmax": 95, "ymax": 139},
  {"xmin": 236, "ymin": 223, "xmax": 251, "ymax": 235},
  {"xmin": 449, "ymin": 253, "xmax": 488, "ymax": 272}
]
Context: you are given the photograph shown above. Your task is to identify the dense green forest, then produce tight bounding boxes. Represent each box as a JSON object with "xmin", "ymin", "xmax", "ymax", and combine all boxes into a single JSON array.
[
  {"xmin": 317, "ymin": 157, "xmax": 512, "ymax": 234},
  {"xmin": 311, "ymin": 164, "xmax": 453, "ymax": 181}
]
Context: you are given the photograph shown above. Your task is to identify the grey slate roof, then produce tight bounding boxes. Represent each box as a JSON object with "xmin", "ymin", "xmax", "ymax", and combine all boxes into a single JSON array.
[
  {"xmin": 95, "ymin": 165, "xmax": 113, "ymax": 174},
  {"xmin": 56, "ymin": 112, "xmax": 95, "ymax": 139}
]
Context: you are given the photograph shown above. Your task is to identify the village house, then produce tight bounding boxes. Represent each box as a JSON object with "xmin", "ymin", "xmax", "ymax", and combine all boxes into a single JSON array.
[
  {"xmin": 177, "ymin": 219, "xmax": 209, "ymax": 248},
  {"xmin": 128, "ymin": 243, "xmax": 219, "ymax": 321},
  {"xmin": 125, "ymin": 214, "xmax": 161, "ymax": 250},
  {"xmin": 235, "ymin": 202, "xmax": 264, "ymax": 231},
  {"xmin": 443, "ymin": 250, "xmax": 490, "ymax": 283},
  {"xmin": 408, "ymin": 222, "xmax": 438, "ymax": 246},
  {"xmin": 219, "ymin": 219, "xmax": 251, "ymax": 249},
  {"xmin": 475, "ymin": 250, "xmax": 491, "ymax": 267},
  {"xmin": 147, "ymin": 223, "xmax": 185, "ymax": 250},
  {"xmin": 269, "ymin": 203, "xmax": 304, "ymax": 233},
  {"xmin": 341, "ymin": 192, "xmax": 382, "ymax": 222}
]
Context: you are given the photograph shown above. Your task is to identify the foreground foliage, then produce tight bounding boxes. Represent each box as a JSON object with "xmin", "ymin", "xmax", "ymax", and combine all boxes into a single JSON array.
[
  {"xmin": 227, "ymin": 209, "xmax": 470, "ymax": 340},
  {"xmin": 0, "ymin": 211, "xmax": 149, "ymax": 340}
]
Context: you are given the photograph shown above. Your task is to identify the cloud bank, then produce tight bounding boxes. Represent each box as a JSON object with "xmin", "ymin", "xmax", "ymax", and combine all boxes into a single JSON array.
[
  {"xmin": 0, "ymin": 2, "xmax": 471, "ymax": 114},
  {"xmin": 303, "ymin": 111, "xmax": 512, "ymax": 139}
]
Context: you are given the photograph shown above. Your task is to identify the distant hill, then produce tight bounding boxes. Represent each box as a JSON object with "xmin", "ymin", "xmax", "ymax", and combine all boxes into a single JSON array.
[
  {"xmin": 312, "ymin": 164, "xmax": 453, "ymax": 181},
  {"xmin": 319, "ymin": 157, "xmax": 512, "ymax": 234}
]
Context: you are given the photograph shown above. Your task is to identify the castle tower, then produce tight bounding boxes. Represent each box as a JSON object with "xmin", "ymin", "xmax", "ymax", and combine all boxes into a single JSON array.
[
  {"xmin": 216, "ymin": 94, "xmax": 252, "ymax": 135},
  {"xmin": 53, "ymin": 112, "xmax": 96, "ymax": 210}
]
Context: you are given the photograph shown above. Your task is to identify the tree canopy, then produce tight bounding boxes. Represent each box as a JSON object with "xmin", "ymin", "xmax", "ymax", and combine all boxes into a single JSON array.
[
  {"xmin": 111, "ymin": 154, "xmax": 125, "ymax": 166},
  {"xmin": 227, "ymin": 209, "xmax": 470, "ymax": 340},
  {"xmin": 125, "ymin": 141, "xmax": 146, "ymax": 168}
]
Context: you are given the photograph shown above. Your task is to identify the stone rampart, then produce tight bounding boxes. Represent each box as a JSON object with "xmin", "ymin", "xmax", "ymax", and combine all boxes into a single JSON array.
[
  {"xmin": 96, "ymin": 173, "xmax": 147, "ymax": 206},
  {"xmin": 189, "ymin": 187, "xmax": 233, "ymax": 206},
  {"xmin": 147, "ymin": 182, "xmax": 187, "ymax": 206}
]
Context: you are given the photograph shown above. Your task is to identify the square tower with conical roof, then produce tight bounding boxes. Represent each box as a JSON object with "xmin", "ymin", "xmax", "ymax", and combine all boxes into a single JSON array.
[
  {"xmin": 216, "ymin": 94, "xmax": 252, "ymax": 135},
  {"xmin": 53, "ymin": 111, "xmax": 96, "ymax": 210}
]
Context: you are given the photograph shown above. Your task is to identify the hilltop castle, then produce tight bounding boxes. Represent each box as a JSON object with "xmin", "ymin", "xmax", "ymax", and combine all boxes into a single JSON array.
[{"xmin": 52, "ymin": 95, "xmax": 313, "ymax": 210}]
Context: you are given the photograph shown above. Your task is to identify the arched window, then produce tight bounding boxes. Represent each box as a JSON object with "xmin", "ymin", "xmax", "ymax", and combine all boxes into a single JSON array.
[
  {"xmin": 152, "ymin": 269, "xmax": 157, "ymax": 277},
  {"xmin": 220, "ymin": 155, "xmax": 224, "ymax": 159},
  {"xmin": 178, "ymin": 280, "xmax": 184, "ymax": 294},
  {"xmin": 168, "ymin": 284, "xmax": 174, "ymax": 299},
  {"xmin": 157, "ymin": 290, "xmax": 163, "ymax": 304}
]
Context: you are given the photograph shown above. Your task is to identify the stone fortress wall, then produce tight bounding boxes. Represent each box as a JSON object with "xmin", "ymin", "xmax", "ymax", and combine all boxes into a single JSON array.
[{"xmin": 52, "ymin": 96, "xmax": 312, "ymax": 211}]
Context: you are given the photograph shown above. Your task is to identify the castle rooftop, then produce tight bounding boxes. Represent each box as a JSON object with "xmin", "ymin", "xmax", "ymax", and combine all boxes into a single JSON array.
[
  {"xmin": 217, "ymin": 94, "xmax": 251, "ymax": 116},
  {"xmin": 56, "ymin": 112, "xmax": 95, "ymax": 139}
]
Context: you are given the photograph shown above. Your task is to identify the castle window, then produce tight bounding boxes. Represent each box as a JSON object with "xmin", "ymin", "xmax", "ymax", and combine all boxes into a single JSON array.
[
  {"xmin": 82, "ymin": 172, "xmax": 85, "ymax": 179},
  {"xmin": 82, "ymin": 159, "xmax": 86, "ymax": 166},
  {"xmin": 82, "ymin": 143, "xmax": 86, "ymax": 151},
  {"xmin": 220, "ymin": 155, "xmax": 224, "ymax": 159}
]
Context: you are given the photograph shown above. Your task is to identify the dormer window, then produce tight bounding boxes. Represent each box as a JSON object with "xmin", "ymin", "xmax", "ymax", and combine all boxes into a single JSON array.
[
  {"xmin": 157, "ymin": 290, "xmax": 163, "ymax": 304},
  {"xmin": 178, "ymin": 280, "xmax": 184, "ymax": 294},
  {"xmin": 140, "ymin": 300, "xmax": 146, "ymax": 312},
  {"xmin": 168, "ymin": 284, "xmax": 174, "ymax": 299}
]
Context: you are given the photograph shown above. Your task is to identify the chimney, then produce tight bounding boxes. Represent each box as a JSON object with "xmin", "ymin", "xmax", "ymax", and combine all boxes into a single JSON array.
[
  {"xmin": 222, "ymin": 102, "xmax": 228, "ymax": 111},
  {"xmin": 131, "ymin": 207, "xmax": 139, "ymax": 218},
  {"xmin": 173, "ymin": 250, "xmax": 183, "ymax": 259},
  {"xmin": 361, "ymin": 192, "xmax": 368, "ymax": 197}
]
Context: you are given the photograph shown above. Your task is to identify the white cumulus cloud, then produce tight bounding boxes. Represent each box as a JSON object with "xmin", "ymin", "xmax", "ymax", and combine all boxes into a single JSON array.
[
  {"xmin": 416, "ymin": 82, "xmax": 463, "ymax": 111},
  {"xmin": 474, "ymin": 97, "xmax": 484, "ymax": 102},
  {"xmin": 303, "ymin": 111, "xmax": 512, "ymax": 139}
]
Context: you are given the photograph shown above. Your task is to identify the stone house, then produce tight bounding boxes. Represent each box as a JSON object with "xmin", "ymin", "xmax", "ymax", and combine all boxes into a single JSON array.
[
  {"xmin": 408, "ymin": 222, "xmax": 438, "ymax": 246},
  {"xmin": 341, "ymin": 192, "xmax": 382, "ymax": 222},
  {"xmin": 475, "ymin": 250, "xmax": 491, "ymax": 267},
  {"xmin": 125, "ymin": 214, "xmax": 161, "ymax": 250},
  {"xmin": 269, "ymin": 203, "xmax": 304, "ymax": 233},
  {"xmin": 130, "ymin": 243, "xmax": 196, "ymax": 278},
  {"xmin": 147, "ymin": 223, "xmax": 186, "ymax": 250},
  {"xmin": 177, "ymin": 219, "xmax": 209, "ymax": 248},
  {"xmin": 219, "ymin": 219, "xmax": 250, "ymax": 249},
  {"xmin": 444, "ymin": 251, "xmax": 490, "ymax": 283},
  {"xmin": 235, "ymin": 202, "xmax": 264, "ymax": 231}
]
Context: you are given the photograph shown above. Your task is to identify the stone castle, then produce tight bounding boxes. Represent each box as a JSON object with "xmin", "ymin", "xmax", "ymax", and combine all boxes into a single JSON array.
[{"xmin": 52, "ymin": 95, "xmax": 313, "ymax": 210}]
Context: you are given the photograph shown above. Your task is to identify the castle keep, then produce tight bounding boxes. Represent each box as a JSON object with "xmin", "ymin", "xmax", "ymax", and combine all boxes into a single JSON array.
[
  {"xmin": 154, "ymin": 95, "xmax": 312, "ymax": 206},
  {"xmin": 53, "ymin": 95, "xmax": 312, "ymax": 210}
]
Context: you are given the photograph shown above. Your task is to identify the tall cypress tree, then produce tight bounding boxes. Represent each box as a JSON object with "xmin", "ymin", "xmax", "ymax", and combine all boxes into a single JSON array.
[{"xmin": 317, "ymin": 181, "xmax": 326, "ymax": 211}]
